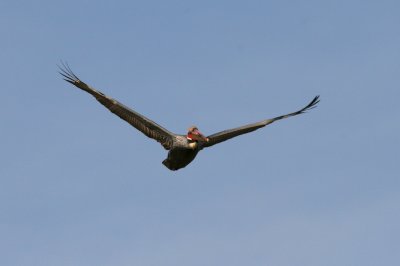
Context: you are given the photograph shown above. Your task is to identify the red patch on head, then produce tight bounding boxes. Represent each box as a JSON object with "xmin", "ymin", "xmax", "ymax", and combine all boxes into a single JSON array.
[{"xmin": 187, "ymin": 133, "xmax": 194, "ymax": 140}]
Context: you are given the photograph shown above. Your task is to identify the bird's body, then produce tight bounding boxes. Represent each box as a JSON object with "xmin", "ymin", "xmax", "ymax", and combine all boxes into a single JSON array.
[
  {"xmin": 59, "ymin": 63, "xmax": 319, "ymax": 171},
  {"xmin": 162, "ymin": 136, "xmax": 200, "ymax": 170}
]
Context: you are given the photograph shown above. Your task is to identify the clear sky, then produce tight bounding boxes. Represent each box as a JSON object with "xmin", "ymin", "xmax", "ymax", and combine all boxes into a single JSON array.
[{"xmin": 1, "ymin": 0, "xmax": 399, "ymax": 265}]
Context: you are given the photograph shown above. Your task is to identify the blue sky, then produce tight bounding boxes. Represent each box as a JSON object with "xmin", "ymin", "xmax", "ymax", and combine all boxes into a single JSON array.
[{"xmin": 1, "ymin": 0, "xmax": 399, "ymax": 265}]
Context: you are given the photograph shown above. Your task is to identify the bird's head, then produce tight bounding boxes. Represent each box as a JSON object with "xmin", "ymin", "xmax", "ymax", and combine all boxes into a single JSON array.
[{"xmin": 187, "ymin": 126, "xmax": 209, "ymax": 142}]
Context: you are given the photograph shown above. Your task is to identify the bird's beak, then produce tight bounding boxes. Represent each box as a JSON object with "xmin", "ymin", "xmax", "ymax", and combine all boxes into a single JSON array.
[{"xmin": 191, "ymin": 129, "xmax": 209, "ymax": 142}]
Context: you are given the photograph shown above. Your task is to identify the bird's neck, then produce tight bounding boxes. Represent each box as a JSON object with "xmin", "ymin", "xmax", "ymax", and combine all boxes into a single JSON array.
[
  {"xmin": 187, "ymin": 136, "xmax": 198, "ymax": 149},
  {"xmin": 188, "ymin": 142, "xmax": 198, "ymax": 149}
]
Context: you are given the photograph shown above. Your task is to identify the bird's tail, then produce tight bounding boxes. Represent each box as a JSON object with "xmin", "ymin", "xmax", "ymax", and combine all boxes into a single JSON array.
[{"xmin": 162, "ymin": 159, "xmax": 179, "ymax": 171}]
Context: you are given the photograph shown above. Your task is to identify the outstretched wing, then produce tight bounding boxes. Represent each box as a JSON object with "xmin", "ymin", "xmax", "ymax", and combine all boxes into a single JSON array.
[
  {"xmin": 59, "ymin": 62, "xmax": 175, "ymax": 150},
  {"xmin": 202, "ymin": 96, "xmax": 320, "ymax": 148}
]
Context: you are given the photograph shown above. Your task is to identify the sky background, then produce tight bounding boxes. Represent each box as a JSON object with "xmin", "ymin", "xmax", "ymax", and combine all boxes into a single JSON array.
[{"xmin": 1, "ymin": 0, "xmax": 399, "ymax": 265}]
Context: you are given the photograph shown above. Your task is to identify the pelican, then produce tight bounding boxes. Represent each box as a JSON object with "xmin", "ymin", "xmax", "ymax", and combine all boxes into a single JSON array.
[{"xmin": 59, "ymin": 63, "xmax": 319, "ymax": 170}]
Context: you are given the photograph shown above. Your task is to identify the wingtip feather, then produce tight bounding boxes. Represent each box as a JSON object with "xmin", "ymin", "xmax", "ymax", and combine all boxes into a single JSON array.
[{"xmin": 58, "ymin": 60, "xmax": 81, "ymax": 84}]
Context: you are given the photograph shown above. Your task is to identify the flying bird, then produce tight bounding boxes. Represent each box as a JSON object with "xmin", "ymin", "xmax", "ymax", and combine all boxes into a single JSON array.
[{"xmin": 59, "ymin": 63, "xmax": 319, "ymax": 171}]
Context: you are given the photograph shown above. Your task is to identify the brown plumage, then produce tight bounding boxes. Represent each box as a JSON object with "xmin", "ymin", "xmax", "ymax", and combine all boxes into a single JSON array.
[
  {"xmin": 59, "ymin": 62, "xmax": 174, "ymax": 150},
  {"xmin": 203, "ymin": 95, "xmax": 320, "ymax": 148},
  {"xmin": 59, "ymin": 62, "xmax": 319, "ymax": 171}
]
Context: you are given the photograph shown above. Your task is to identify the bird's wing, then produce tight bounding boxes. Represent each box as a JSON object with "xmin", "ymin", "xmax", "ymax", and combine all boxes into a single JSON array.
[
  {"xmin": 59, "ymin": 62, "xmax": 175, "ymax": 150},
  {"xmin": 202, "ymin": 96, "xmax": 320, "ymax": 148}
]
